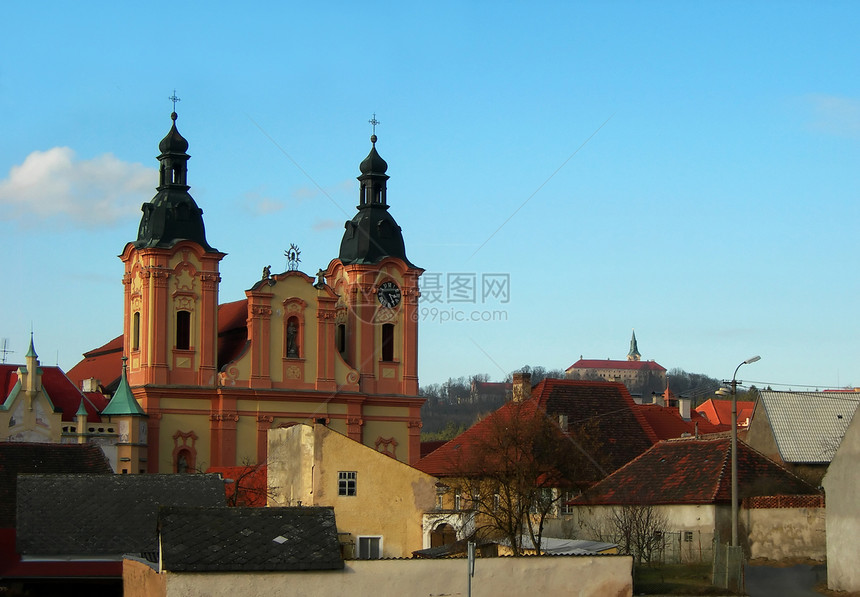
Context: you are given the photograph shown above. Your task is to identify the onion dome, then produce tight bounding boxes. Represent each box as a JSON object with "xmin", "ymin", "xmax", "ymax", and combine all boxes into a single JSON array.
[
  {"xmin": 133, "ymin": 112, "xmax": 216, "ymax": 252},
  {"xmin": 338, "ymin": 135, "xmax": 414, "ymax": 267}
]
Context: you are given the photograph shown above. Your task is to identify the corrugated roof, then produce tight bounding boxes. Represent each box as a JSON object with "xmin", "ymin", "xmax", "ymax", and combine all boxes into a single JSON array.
[
  {"xmin": 159, "ymin": 506, "xmax": 343, "ymax": 572},
  {"xmin": 758, "ymin": 390, "xmax": 860, "ymax": 463}
]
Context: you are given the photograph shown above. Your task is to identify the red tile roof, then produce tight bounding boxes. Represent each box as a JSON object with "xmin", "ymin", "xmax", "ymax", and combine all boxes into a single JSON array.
[
  {"xmin": 695, "ymin": 399, "xmax": 756, "ymax": 427},
  {"xmin": 415, "ymin": 379, "xmax": 658, "ymax": 480},
  {"xmin": 67, "ymin": 299, "xmax": 250, "ymax": 392},
  {"xmin": 566, "ymin": 359, "xmax": 666, "ymax": 373},
  {"xmin": 634, "ymin": 404, "xmax": 726, "ymax": 440},
  {"xmin": 570, "ymin": 437, "xmax": 818, "ymax": 506},
  {"xmin": 0, "ymin": 365, "xmax": 104, "ymax": 422}
]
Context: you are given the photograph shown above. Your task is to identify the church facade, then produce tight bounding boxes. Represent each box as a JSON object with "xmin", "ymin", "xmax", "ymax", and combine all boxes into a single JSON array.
[{"xmin": 72, "ymin": 113, "xmax": 424, "ymax": 473}]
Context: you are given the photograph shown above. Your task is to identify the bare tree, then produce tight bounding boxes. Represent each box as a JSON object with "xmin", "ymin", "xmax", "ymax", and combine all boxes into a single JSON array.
[
  {"xmin": 439, "ymin": 401, "xmax": 603, "ymax": 555},
  {"xmin": 585, "ymin": 504, "xmax": 669, "ymax": 565}
]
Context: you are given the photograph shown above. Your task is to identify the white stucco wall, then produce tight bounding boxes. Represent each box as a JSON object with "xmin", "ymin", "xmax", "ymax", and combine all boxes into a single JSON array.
[
  {"xmin": 823, "ymin": 412, "xmax": 860, "ymax": 591},
  {"xmin": 568, "ymin": 504, "xmax": 717, "ymax": 563},
  {"xmin": 159, "ymin": 556, "xmax": 633, "ymax": 597}
]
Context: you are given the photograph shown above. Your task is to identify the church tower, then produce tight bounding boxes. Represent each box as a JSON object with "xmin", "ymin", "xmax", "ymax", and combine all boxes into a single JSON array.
[
  {"xmin": 325, "ymin": 133, "xmax": 423, "ymax": 407},
  {"xmin": 119, "ymin": 111, "xmax": 225, "ymax": 388}
]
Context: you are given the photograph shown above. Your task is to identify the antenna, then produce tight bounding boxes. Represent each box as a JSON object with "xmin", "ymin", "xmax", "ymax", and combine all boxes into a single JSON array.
[{"xmin": 0, "ymin": 339, "xmax": 12, "ymax": 364}]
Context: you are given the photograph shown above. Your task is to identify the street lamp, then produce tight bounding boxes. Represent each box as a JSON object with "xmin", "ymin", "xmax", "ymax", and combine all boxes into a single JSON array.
[{"xmin": 728, "ymin": 355, "xmax": 760, "ymax": 548}]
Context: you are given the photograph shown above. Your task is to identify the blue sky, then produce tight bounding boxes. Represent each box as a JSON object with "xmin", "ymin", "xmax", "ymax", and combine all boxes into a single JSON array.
[{"xmin": 1, "ymin": 2, "xmax": 858, "ymax": 390}]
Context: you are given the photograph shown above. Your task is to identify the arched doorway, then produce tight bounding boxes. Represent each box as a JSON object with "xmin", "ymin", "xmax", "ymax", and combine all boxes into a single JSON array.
[{"xmin": 430, "ymin": 522, "xmax": 457, "ymax": 548}]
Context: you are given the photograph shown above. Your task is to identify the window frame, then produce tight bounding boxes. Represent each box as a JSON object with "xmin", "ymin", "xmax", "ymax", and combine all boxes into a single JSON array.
[
  {"xmin": 338, "ymin": 471, "xmax": 357, "ymax": 496},
  {"xmin": 356, "ymin": 535, "xmax": 383, "ymax": 560}
]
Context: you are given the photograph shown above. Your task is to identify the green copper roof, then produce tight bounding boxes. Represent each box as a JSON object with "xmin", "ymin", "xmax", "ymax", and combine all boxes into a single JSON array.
[
  {"xmin": 25, "ymin": 334, "xmax": 37, "ymax": 359},
  {"xmin": 76, "ymin": 399, "xmax": 89, "ymax": 417},
  {"xmin": 101, "ymin": 360, "xmax": 146, "ymax": 417}
]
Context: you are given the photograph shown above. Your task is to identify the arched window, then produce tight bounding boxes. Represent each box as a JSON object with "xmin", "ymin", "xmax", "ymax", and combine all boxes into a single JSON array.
[
  {"xmin": 172, "ymin": 430, "xmax": 198, "ymax": 473},
  {"xmin": 285, "ymin": 316, "xmax": 300, "ymax": 358},
  {"xmin": 381, "ymin": 323, "xmax": 394, "ymax": 362},
  {"xmin": 176, "ymin": 310, "xmax": 191, "ymax": 350},
  {"xmin": 176, "ymin": 449, "xmax": 192, "ymax": 473},
  {"xmin": 132, "ymin": 312, "xmax": 141, "ymax": 351}
]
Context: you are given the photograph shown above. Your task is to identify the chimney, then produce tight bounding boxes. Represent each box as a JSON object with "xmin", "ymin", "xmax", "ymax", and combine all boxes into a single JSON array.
[
  {"xmin": 679, "ymin": 397, "xmax": 691, "ymax": 421},
  {"xmin": 511, "ymin": 372, "xmax": 531, "ymax": 403}
]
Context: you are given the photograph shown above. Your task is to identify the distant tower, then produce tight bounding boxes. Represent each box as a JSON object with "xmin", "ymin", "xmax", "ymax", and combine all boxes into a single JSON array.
[
  {"xmin": 628, "ymin": 329, "xmax": 641, "ymax": 361},
  {"xmin": 120, "ymin": 110, "xmax": 225, "ymax": 388}
]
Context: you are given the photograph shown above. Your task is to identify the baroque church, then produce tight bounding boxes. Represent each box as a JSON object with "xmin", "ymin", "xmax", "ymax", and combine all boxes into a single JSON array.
[{"xmin": 68, "ymin": 111, "xmax": 425, "ymax": 473}]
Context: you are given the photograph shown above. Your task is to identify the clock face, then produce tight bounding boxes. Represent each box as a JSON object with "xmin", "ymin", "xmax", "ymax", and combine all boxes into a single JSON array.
[{"xmin": 377, "ymin": 281, "xmax": 402, "ymax": 308}]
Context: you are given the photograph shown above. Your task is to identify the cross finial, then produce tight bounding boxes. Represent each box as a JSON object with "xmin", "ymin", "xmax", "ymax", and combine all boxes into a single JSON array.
[
  {"xmin": 369, "ymin": 113, "xmax": 380, "ymax": 135},
  {"xmin": 169, "ymin": 90, "xmax": 181, "ymax": 114}
]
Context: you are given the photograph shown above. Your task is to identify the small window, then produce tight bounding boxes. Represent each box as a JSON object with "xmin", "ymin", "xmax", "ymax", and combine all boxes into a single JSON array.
[
  {"xmin": 176, "ymin": 310, "xmax": 191, "ymax": 350},
  {"xmin": 338, "ymin": 471, "xmax": 356, "ymax": 496},
  {"xmin": 357, "ymin": 536, "xmax": 382, "ymax": 560},
  {"xmin": 684, "ymin": 531, "xmax": 693, "ymax": 542},
  {"xmin": 381, "ymin": 323, "xmax": 394, "ymax": 362},
  {"xmin": 493, "ymin": 493, "xmax": 500, "ymax": 512},
  {"xmin": 454, "ymin": 493, "xmax": 462, "ymax": 512},
  {"xmin": 132, "ymin": 312, "xmax": 141, "ymax": 351}
]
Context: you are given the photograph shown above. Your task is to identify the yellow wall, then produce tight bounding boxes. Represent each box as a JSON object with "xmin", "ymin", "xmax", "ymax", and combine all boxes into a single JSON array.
[{"xmin": 267, "ymin": 425, "xmax": 437, "ymax": 557}]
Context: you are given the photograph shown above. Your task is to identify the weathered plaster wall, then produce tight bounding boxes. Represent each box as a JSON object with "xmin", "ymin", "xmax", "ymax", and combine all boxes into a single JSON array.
[
  {"xmin": 267, "ymin": 424, "xmax": 437, "ymax": 557},
  {"xmin": 160, "ymin": 556, "xmax": 633, "ymax": 597},
  {"xmin": 823, "ymin": 413, "xmax": 860, "ymax": 591},
  {"xmin": 743, "ymin": 505, "xmax": 825, "ymax": 561}
]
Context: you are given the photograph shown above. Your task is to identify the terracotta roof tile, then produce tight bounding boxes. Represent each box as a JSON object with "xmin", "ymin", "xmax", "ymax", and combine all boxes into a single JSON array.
[
  {"xmin": 571, "ymin": 437, "xmax": 818, "ymax": 506},
  {"xmin": 415, "ymin": 379, "xmax": 657, "ymax": 479},
  {"xmin": 635, "ymin": 404, "xmax": 725, "ymax": 440},
  {"xmin": 695, "ymin": 399, "xmax": 755, "ymax": 427},
  {"xmin": 566, "ymin": 359, "xmax": 666, "ymax": 373}
]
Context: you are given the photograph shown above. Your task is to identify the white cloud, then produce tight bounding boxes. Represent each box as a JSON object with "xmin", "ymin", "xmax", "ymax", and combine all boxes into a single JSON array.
[
  {"xmin": 804, "ymin": 94, "xmax": 860, "ymax": 138},
  {"xmin": 0, "ymin": 147, "xmax": 155, "ymax": 227},
  {"xmin": 313, "ymin": 219, "xmax": 340, "ymax": 231},
  {"xmin": 242, "ymin": 189, "xmax": 286, "ymax": 215}
]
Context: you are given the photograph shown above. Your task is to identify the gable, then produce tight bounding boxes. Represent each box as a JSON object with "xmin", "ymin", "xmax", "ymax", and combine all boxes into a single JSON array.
[{"xmin": 759, "ymin": 391, "xmax": 860, "ymax": 463}]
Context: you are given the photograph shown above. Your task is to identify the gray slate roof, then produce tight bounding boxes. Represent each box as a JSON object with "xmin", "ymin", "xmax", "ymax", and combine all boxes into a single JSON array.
[
  {"xmin": 758, "ymin": 391, "xmax": 860, "ymax": 463},
  {"xmin": 16, "ymin": 474, "xmax": 225, "ymax": 557},
  {"xmin": 159, "ymin": 506, "xmax": 343, "ymax": 572},
  {"xmin": 0, "ymin": 443, "xmax": 112, "ymax": 528}
]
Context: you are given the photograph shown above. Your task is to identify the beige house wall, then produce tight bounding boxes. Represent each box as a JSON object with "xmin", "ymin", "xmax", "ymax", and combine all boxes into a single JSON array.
[
  {"xmin": 140, "ymin": 555, "xmax": 633, "ymax": 597},
  {"xmin": 823, "ymin": 412, "xmax": 860, "ymax": 591},
  {"xmin": 267, "ymin": 424, "xmax": 437, "ymax": 557},
  {"xmin": 742, "ymin": 506, "xmax": 825, "ymax": 561}
]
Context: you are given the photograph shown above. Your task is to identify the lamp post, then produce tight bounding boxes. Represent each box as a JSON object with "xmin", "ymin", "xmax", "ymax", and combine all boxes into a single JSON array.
[{"xmin": 729, "ymin": 355, "xmax": 760, "ymax": 547}]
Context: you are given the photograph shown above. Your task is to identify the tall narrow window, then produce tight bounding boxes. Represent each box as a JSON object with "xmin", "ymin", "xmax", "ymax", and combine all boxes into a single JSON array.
[
  {"xmin": 336, "ymin": 324, "xmax": 346, "ymax": 356},
  {"xmin": 286, "ymin": 316, "xmax": 300, "ymax": 358},
  {"xmin": 176, "ymin": 310, "xmax": 191, "ymax": 350},
  {"xmin": 132, "ymin": 312, "xmax": 141, "ymax": 351},
  {"xmin": 381, "ymin": 323, "xmax": 394, "ymax": 362}
]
